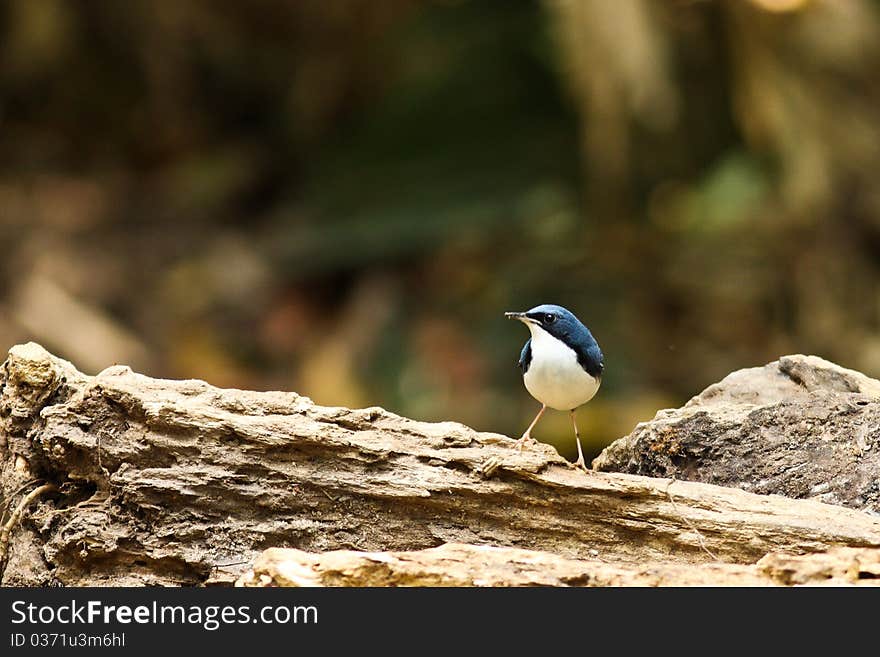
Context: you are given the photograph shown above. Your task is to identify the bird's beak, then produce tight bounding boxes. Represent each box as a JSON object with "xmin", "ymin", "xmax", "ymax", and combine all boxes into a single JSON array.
[{"xmin": 505, "ymin": 311, "xmax": 529, "ymax": 323}]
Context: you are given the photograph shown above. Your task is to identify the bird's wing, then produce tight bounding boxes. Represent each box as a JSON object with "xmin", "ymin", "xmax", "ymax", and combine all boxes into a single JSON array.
[
  {"xmin": 569, "ymin": 328, "xmax": 604, "ymax": 379},
  {"xmin": 518, "ymin": 339, "xmax": 532, "ymax": 374},
  {"xmin": 575, "ymin": 343, "xmax": 604, "ymax": 379}
]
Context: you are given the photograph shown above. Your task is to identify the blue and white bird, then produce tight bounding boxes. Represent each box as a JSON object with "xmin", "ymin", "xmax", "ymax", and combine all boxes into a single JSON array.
[{"xmin": 505, "ymin": 304, "xmax": 604, "ymax": 470}]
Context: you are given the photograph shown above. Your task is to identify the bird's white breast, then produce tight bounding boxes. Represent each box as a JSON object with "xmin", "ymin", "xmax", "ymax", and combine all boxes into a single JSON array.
[{"xmin": 523, "ymin": 325, "xmax": 600, "ymax": 411}]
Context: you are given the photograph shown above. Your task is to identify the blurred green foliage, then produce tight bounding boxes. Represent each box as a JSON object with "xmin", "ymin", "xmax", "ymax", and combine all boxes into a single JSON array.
[{"xmin": 3, "ymin": 0, "xmax": 880, "ymax": 461}]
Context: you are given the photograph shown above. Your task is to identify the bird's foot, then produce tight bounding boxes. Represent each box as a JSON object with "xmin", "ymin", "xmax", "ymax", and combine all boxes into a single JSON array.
[
  {"xmin": 570, "ymin": 456, "xmax": 592, "ymax": 473},
  {"xmin": 515, "ymin": 435, "xmax": 538, "ymax": 451}
]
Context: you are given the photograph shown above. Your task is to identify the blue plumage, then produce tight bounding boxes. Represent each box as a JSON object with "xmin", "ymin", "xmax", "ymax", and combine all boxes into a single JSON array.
[
  {"xmin": 518, "ymin": 304, "xmax": 603, "ymax": 379},
  {"xmin": 518, "ymin": 339, "xmax": 532, "ymax": 374}
]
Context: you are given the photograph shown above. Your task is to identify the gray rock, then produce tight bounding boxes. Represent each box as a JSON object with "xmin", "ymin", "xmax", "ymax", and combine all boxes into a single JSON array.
[{"xmin": 593, "ymin": 355, "xmax": 880, "ymax": 515}]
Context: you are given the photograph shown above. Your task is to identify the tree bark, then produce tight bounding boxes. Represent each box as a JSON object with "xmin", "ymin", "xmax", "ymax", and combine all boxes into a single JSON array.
[{"xmin": 3, "ymin": 342, "xmax": 880, "ymax": 586}]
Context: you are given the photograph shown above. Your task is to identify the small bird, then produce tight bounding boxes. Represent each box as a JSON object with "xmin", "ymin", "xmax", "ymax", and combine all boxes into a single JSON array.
[{"xmin": 505, "ymin": 304, "xmax": 604, "ymax": 470}]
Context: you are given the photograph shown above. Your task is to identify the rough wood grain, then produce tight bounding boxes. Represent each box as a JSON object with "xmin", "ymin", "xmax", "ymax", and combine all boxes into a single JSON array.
[
  {"xmin": 236, "ymin": 543, "xmax": 880, "ymax": 587},
  {"xmin": 3, "ymin": 342, "xmax": 880, "ymax": 586}
]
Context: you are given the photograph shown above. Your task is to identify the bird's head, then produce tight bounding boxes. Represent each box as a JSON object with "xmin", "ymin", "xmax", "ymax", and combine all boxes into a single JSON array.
[{"xmin": 505, "ymin": 304, "xmax": 587, "ymax": 341}]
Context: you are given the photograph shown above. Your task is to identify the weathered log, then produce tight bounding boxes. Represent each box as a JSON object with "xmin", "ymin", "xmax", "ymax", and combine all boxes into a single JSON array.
[
  {"xmin": 3, "ymin": 342, "xmax": 880, "ymax": 586},
  {"xmin": 235, "ymin": 543, "xmax": 880, "ymax": 587}
]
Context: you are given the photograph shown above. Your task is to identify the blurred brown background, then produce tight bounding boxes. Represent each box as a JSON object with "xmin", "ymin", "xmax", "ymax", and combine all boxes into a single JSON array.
[{"xmin": 3, "ymin": 0, "xmax": 880, "ymax": 461}]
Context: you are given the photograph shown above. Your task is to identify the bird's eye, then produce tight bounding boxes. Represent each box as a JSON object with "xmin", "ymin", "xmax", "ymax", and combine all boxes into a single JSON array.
[{"xmin": 544, "ymin": 313, "xmax": 556, "ymax": 324}]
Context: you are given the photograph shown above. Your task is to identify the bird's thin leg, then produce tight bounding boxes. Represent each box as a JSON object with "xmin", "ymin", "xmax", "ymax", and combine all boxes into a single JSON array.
[
  {"xmin": 516, "ymin": 404, "xmax": 546, "ymax": 450},
  {"xmin": 570, "ymin": 409, "xmax": 589, "ymax": 471}
]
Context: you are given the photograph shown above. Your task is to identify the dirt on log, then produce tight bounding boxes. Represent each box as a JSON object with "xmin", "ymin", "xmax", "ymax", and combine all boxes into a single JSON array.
[{"xmin": 3, "ymin": 342, "xmax": 880, "ymax": 586}]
